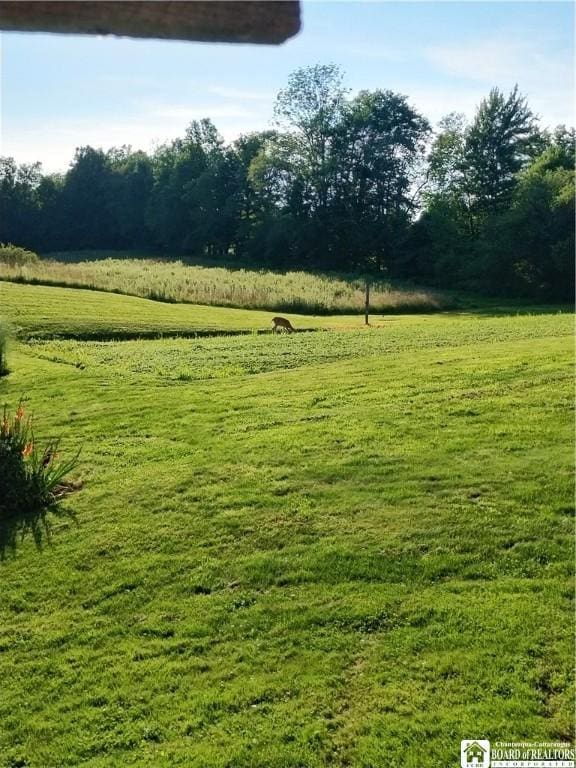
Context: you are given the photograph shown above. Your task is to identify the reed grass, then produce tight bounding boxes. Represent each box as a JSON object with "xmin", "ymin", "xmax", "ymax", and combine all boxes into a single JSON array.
[{"xmin": 0, "ymin": 256, "xmax": 448, "ymax": 315}]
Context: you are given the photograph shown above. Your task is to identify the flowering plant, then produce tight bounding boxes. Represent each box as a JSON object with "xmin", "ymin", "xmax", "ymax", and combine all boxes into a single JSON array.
[{"xmin": 0, "ymin": 402, "xmax": 80, "ymax": 519}]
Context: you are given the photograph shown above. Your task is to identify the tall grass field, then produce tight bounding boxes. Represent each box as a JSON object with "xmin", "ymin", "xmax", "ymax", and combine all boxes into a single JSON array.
[
  {"xmin": 0, "ymin": 252, "xmax": 448, "ymax": 314},
  {"xmin": 0, "ymin": 279, "xmax": 573, "ymax": 767}
]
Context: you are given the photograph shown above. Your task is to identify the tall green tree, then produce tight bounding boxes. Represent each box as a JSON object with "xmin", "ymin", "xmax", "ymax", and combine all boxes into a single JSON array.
[
  {"xmin": 245, "ymin": 65, "xmax": 350, "ymax": 269},
  {"xmin": 55, "ymin": 146, "xmax": 116, "ymax": 249},
  {"xmin": 274, "ymin": 64, "xmax": 348, "ymax": 216},
  {"xmin": 464, "ymin": 86, "xmax": 540, "ymax": 216},
  {"xmin": 334, "ymin": 89, "xmax": 430, "ymax": 273},
  {"xmin": 427, "ymin": 113, "xmax": 468, "ymax": 197},
  {"xmin": 106, "ymin": 148, "xmax": 154, "ymax": 249},
  {"xmin": 35, "ymin": 172, "xmax": 65, "ymax": 251},
  {"xmin": 148, "ymin": 119, "xmax": 242, "ymax": 258},
  {"xmin": 0, "ymin": 158, "xmax": 43, "ymax": 249},
  {"xmin": 231, "ymin": 131, "xmax": 278, "ymax": 262},
  {"xmin": 416, "ymin": 113, "xmax": 473, "ymax": 283}
]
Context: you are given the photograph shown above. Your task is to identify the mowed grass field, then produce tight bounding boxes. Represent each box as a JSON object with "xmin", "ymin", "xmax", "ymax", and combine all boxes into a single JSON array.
[{"xmin": 0, "ymin": 281, "xmax": 574, "ymax": 767}]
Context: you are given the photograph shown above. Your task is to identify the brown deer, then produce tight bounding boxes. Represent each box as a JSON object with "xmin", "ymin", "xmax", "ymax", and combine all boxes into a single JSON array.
[{"xmin": 271, "ymin": 316, "xmax": 295, "ymax": 333}]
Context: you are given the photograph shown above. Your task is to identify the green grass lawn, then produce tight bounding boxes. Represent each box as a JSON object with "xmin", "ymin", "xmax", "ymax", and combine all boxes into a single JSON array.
[{"xmin": 0, "ymin": 283, "xmax": 573, "ymax": 767}]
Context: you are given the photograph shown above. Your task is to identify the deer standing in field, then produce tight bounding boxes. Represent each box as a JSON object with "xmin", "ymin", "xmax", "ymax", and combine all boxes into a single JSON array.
[{"xmin": 271, "ymin": 316, "xmax": 295, "ymax": 334}]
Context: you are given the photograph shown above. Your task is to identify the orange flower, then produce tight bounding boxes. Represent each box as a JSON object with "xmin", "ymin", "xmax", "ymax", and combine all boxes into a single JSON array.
[
  {"xmin": 15, "ymin": 406, "xmax": 24, "ymax": 420},
  {"xmin": 22, "ymin": 442, "xmax": 33, "ymax": 458}
]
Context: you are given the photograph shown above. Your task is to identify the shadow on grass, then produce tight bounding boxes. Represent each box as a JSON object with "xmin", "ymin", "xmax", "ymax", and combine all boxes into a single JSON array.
[
  {"xmin": 23, "ymin": 327, "xmax": 325, "ymax": 342},
  {"xmin": 449, "ymin": 305, "xmax": 574, "ymax": 318},
  {"xmin": 0, "ymin": 494, "xmax": 78, "ymax": 560}
]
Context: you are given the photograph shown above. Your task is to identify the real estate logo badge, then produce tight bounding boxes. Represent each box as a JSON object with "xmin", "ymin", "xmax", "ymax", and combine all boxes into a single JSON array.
[
  {"xmin": 461, "ymin": 740, "xmax": 576, "ymax": 768},
  {"xmin": 461, "ymin": 740, "xmax": 491, "ymax": 768}
]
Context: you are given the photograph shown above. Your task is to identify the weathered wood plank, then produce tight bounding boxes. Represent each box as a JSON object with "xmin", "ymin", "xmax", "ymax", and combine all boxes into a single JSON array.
[{"xmin": 0, "ymin": 1, "xmax": 301, "ymax": 44}]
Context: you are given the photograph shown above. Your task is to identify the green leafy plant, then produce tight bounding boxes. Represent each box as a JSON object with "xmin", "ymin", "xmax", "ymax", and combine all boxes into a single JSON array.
[
  {"xmin": 0, "ymin": 243, "xmax": 39, "ymax": 267},
  {"xmin": 0, "ymin": 402, "xmax": 80, "ymax": 519}
]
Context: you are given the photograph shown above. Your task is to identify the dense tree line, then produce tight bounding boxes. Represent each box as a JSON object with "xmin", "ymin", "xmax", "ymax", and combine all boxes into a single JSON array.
[{"xmin": 1, "ymin": 65, "xmax": 573, "ymax": 300}]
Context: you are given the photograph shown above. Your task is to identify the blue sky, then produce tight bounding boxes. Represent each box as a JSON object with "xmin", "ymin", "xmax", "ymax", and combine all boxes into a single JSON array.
[{"xmin": 1, "ymin": 1, "xmax": 573, "ymax": 172}]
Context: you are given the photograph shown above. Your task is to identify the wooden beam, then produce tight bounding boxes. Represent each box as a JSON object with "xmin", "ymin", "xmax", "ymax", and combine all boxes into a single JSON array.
[{"xmin": 0, "ymin": 1, "xmax": 301, "ymax": 44}]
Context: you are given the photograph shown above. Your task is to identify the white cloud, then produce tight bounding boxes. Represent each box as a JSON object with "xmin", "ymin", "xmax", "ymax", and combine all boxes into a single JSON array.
[
  {"xmin": 425, "ymin": 37, "xmax": 572, "ymax": 87},
  {"xmin": 422, "ymin": 35, "xmax": 574, "ymax": 128}
]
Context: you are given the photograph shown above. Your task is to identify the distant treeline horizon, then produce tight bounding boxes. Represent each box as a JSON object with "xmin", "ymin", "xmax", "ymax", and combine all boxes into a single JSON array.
[{"xmin": 1, "ymin": 65, "xmax": 574, "ymax": 301}]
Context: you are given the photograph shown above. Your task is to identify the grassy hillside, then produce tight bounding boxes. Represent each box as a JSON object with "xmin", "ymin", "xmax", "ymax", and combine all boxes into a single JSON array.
[
  {"xmin": 0, "ymin": 254, "xmax": 448, "ymax": 314},
  {"xmin": 0, "ymin": 287, "xmax": 573, "ymax": 767}
]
